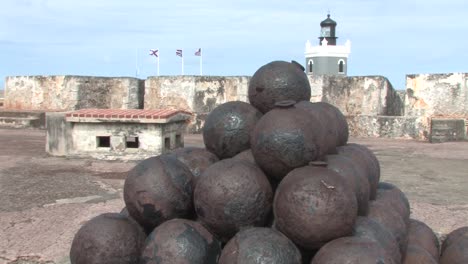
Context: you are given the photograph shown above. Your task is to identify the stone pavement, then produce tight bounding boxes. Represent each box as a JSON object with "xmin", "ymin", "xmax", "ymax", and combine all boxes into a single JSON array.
[{"xmin": 0, "ymin": 129, "xmax": 467, "ymax": 264}]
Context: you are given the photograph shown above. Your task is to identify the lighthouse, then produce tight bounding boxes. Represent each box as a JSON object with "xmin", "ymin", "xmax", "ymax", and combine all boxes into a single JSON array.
[{"xmin": 305, "ymin": 14, "xmax": 351, "ymax": 75}]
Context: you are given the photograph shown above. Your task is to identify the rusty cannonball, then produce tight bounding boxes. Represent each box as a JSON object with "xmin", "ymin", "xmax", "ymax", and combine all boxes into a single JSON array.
[
  {"xmin": 232, "ymin": 149, "xmax": 256, "ymax": 165},
  {"xmin": 367, "ymin": 198, "xmax": 409, "ymax": 256},
  {"xmin": 325, "ymin": 154, "xmax": 370, "ymax": 216},
  {"xmin": 295, "ymin": 101, "xmax": 337, "ymax": 155},
  {"xmin": 348, "ymin": 143, "xmax": 380, "ymax": 178},
  {"xmin": 140, "ymin": 218, "xmax": 222, "ymax": 264},
  {"xmin": 248, "ymin": 60, "xmax": 311, "ymax": 114},
  {"xmin": 70, "ymin": 213, "xmax": 146, "ymax": 264},
  {"xmin": 194, "ymin": 159, "xmax": 273, "ymax": 242},
  {"xmin": 170, "ymin": 147, "xmax": 219, "ymax": 185},
  {"xmin": 337, "ymin": 144, "xmax": 380, "ymax": 200},
  {"xmin": 377, "ymin": 182, "xmax": 411, "ymax": 225},
  {"xmin": 403, "ymin": 245, "xmax": 438, "ymax": 264},
  {"xmin": 274, "ymin": 165, "xmax": 358, "ymax": 250},
  {"xmin": 352, "ymin": 216, "xmax": 402, "ymax": 264},
  {"xmin": 441, "ymin": 226, "xmax": 468, "ymax": 253},
  {"xmin": 219, "ymin": 227, "xmax": 302, "ymax": 264},
  {"xmin": 311, "ymin": 237, "xmax": 397, "ymax": 264},
  {"xmin": 251, "ymin": 100, "xmax": 326, "ymax": 181},
  {"xmin": 123, "ymin": 155, "xmax": 194, "ymax": 233},
  {"xmin": 408, "ymin": 219, "xmax": 440, "ymax": 261},
  {"xmin": 312, "ymin": 102, "xmax": 349, "ymax": 146},
  {"xmin": 203, "ymin": 101, "xmax": 262, "ymax": 159},
  {"xmin": 440, "ymin": 226, "xmax": 468, "ymax": 264}
]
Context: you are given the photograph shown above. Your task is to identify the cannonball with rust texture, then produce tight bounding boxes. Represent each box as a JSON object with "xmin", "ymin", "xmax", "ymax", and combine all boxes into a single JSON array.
[
  {"xmin": 169, "ymin": 147, "xmax": 219, "ymax": 185},
  {"xmin": 311, "ymin": 237, "xmax": 397, "ymax": 264},
  {"xmin": 203, "ymin": 101, "xmax": 263, "ymax": 159},
  {"xmin": 273, "ymin": 164, "xmax": 358, "ymax": 250},
  {"xmin": 219, "ymin": 227, "xmax": 302, "ymax": 264},
  {"xmin": 377, "ymin": 182, "xmax": 411, "ymax": 226},
  {"xmin": 407, "ymin": 219, "xmax": 440, "ymax": 261},
  {"xmin": 123, "ymin": 154, "xmax": 194, "ymax": 233},
  {"xmin": 352, "ymin": 216, "xmax": 402, "ymax": 264},
  {"xmin": 440, "ymin": 226, "xmax": 468, "ymax": 264},
  {"xmin": 337, "ymin": 144, "xmax": 380, "ymax": 200},
  {"xmin": 248, "ymin": 60, "xmax": 311, "ymax": 113},
  {"xmin": 325, "ymin": 154, "xmax": 370, "ymax": 216},
  {"xmin": 194, "ymin": 159, "xmax": 273, "ymax": 242},
  {"xmin": 70, "ymin": 213, "xmax": 146, "ymax": 264},
  {"xmin": 311, "ymin": 102, "xmax": 349, "ymax": 146},
  {"xmin": 251, "ymin": 100, "xmax": 326, "ymax": 181},
  {"xmin": 140, "ymin": 218, "xmax": 222, "ymax": 264}
]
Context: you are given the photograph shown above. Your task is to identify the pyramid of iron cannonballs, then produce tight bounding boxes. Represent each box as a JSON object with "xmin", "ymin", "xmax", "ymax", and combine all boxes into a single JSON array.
[{"xmin": 69, "ymin": 60, "xmax": 467, "ymax": 264}]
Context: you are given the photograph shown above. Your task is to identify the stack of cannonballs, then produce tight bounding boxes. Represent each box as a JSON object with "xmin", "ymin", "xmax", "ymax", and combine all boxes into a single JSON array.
[{"xmin": 70, "ymin": 61, "xmax": 468, "ymax": 264}]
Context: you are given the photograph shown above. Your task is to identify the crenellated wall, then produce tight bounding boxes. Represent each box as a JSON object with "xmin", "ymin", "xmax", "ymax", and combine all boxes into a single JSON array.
[
  {"xmin": 4, "ymin": 76, "xmax": 144, "ymax": 111},
  {"xmin": 4, "ymin": 72, "xmax": 467, "ymax": 141}
]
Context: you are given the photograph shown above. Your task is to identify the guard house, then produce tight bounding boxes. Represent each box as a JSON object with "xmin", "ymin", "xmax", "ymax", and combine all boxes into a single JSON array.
[
  {"xmin": 305, "ymin": 14, "xmax": 351, "ymax": 75},
  {"xmin": 46, "ymin": 109, "xmax": 192, "ymax": 160}
]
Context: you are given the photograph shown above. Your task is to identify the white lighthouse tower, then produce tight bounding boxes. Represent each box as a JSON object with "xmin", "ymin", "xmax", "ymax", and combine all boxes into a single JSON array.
[{"xmin": 305, "ymin": 14, "xmax": 351, "ymax": 75}]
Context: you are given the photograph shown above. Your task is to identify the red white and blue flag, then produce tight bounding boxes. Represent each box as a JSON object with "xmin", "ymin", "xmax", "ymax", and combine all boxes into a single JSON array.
[
  {"xmin": 195, "ymin": 48, "xmax": 201, "ymax": 56},
  {"xmin": 149, "ymin": 49, "xmax": 158, "ymax": 57},
  {"xmin": 176, "ymin": 49, "xmax": 183, "ymax": 57}
]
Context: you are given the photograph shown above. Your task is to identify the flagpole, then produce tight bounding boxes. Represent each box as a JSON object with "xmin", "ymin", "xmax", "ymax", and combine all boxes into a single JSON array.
[
  {"xmin": 181, "ymin": 56, "xmax": 184, "ymax": 75},
  {"xmin": 200, "ymin": 52, "xmax": 203, "ymax": 76}
]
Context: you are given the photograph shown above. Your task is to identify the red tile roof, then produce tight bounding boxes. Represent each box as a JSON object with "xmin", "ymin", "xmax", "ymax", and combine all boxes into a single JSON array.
[{"xmin": 65, "ymin": 109, "xmax": 192, "ymax": 123}]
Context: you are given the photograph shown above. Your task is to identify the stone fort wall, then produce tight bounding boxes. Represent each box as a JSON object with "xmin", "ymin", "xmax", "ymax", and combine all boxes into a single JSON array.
[{"xmin": 4, "ymin": 73, "xmax": 468, "ymax": 140}]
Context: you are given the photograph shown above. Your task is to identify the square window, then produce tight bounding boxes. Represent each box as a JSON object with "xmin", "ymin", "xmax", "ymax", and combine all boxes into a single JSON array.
[
  {"xmin": 126, "ymin": 136, "xmax": 139, "ymax": 148},
  {"xmin": 97, "ymin": 136, "xmax": 110, "ymax": 148}
]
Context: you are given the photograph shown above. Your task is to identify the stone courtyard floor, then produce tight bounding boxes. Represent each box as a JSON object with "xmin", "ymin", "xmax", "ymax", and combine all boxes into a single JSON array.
[{"xmin": 0, "ymin": 128, "xmax": 467, "ymax": 263}]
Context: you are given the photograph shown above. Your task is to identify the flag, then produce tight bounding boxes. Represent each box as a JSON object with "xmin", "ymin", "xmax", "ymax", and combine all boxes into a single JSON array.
[
  {"xmin": 195, "ymin": 48, "xmax": 201, "ymax": 56},
  {"xmin": 176, "ymin": 49, "xmax": 183, "ymax": 57},
  {"xmin": 149, "ymin": 49, "xmax": 158, "ymax": 57}
]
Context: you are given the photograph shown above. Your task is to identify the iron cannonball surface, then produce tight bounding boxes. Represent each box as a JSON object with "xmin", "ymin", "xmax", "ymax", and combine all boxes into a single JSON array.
[
  {"xmin": 407, "ymin": 219, "xmax": 439, "ymax": 260},
  {"xmin": 377, "ymin": 182, "xmax": 411, "ymax": 226},
  {"xmin": 169, "ymin": 147, "xmax": 219, "ymax": 185},
  {"xmin": 347, "ymin": 143, "xmax": 380, "ymax": 179},
  {"xmin": 273, "ymin": 165, "xmax": 358, "ymax": 250},
  {"xmin": 123, "ymin": 155, "xmax": 194, "ymax": 233},
  {"xmin": 311, "ymin": 237, "xmax": 397, "ymax": 264},
  {"xmin": 70, "ymin": 213, "xmax": 146, "ymax": 264},
  {"xmin": 440, "ymin": 234, "xmax": 468, "ymax": 264},
  {"xmin": 203, "ymin": 101, "xmax": 262, "ymax": 159},
  {"xmin": 311, "ymin": 102, "xmax": 349, "ymax": 146},
  {"xmin": 403, "ymin": 245, "xmax": 438, "ymax": 264},
  {"xmin": 337, "ymin": 144, "xmax": 379, "ymax": 200},
  {"xmin": 325, "ymin": 154, "xmax": 370, "ymax": 216},
  {"xmin": 352, "ymin": 216, "xmax": 402, "ymax": 264},
  {"xmin": 194, "ymin": 159, "xmax": 273, "ymax": 242},
  {"xmin": 367, "ymin": 198, "xmax": 409, "ymax": 256},
  {"xmin": 248, "ymin": 60, "xmax": 311, "ymax": 114},
  {"xmin": 140, "ymin": 218, "xmax": 222, "ymax": 264},
  {"xmin": 219, "ymin": 227, "xmax": 302, "ymax": 264},
  {"xmin": 231, "ymin": 149, "xmax": 256, "ymax": 165},
  {"xmin": 441, "ymin": 226, "xmax": 468, "ymax": 252},
  {"xmin": 295, "ymin": 101, "xmax": 338, "ymax": 155},
  {"xmin": 251, "ymin": 101, "xmax": 325, "ymax": 181},
  {"xmin": 403, "ymin": 246, "xmax": 438, "ymax": 264}
]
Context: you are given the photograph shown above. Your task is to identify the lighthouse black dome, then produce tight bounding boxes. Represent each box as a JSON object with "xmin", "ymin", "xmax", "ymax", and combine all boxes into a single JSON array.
[{"xmin": 320, "ymin": 14, "xmax": 337, "ymax": 27}]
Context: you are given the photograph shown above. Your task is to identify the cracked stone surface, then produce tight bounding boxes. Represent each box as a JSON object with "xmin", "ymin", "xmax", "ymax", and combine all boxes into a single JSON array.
[{"xmin": 0, "ymin": 130, "xmax": 467, "ymax": 263}]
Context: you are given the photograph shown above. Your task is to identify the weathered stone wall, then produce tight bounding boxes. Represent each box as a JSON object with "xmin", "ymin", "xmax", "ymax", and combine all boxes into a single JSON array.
[
  {"xmin": 308, "ymin": 75, "xmax": 404, "ymax": 116},
  {"xmin": 346, "ymin": 115, "xmax": 426, "ymax": 139},
  {"xmin": 403, "ymin": 73, "xmax": 468, "ymax": 141},
  {"xmin": 4, "ymin": 76, "xmax": 144, "ymax": 111},
  {"xmin": 405, "ymin": 73, "xmax": 468, "ymax": 118},
  {"xmin": 144, "ymin": 76, "xmax": 250, "ymax": 132}
]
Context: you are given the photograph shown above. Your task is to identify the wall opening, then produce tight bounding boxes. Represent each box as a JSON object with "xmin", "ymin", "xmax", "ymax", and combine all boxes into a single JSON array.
[
  {"xmin": 97, "ymin": 136, "xmax": 111, "ymax": 148},
  {"xmin": 309, "ymin": 60, "xmax": 313, "ymax": 73},
  {"xmin": 164, "ymin": 137, "xmax": 171, "ymax": 151},
  {"xmin": 338, "ymin": 60, "xmax": 345, "ymax": 73},
  {"xmin": 175, "ymin": 134, "xmax": 182, "ymax": 148},
  {"xmin": 126, "ymin": 136, "xmax": 139, "ymax": 148}
]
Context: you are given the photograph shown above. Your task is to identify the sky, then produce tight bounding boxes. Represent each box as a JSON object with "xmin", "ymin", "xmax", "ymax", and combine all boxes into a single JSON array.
[{"xmin": 1, "ymin": 0, "xmax": 467, "ymax": 90}]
